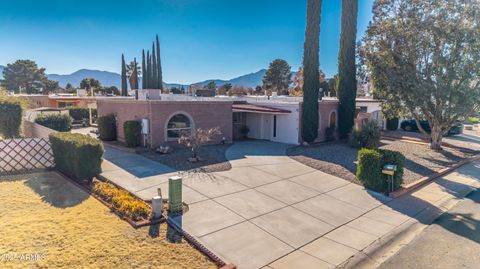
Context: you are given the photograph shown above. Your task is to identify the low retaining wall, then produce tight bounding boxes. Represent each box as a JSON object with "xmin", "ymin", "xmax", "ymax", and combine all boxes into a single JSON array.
[{"xmin": 23, "ymin": 120, "xmax": 57, "ymax": 138}]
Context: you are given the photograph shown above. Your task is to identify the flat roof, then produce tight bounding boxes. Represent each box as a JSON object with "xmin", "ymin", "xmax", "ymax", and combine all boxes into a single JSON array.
[{"xmin": 232, "ymin": 103, "xmax": 291, "ymax": 114}]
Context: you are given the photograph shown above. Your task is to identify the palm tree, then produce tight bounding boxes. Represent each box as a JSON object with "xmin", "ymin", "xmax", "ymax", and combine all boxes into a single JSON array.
[{"xmin": 126, "ymin": 60, "xmax": 141, "ymax": 90}]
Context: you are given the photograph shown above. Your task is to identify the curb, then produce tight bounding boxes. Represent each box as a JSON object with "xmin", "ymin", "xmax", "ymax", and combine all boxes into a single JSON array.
[
  {"xmin": 389, "ymin": 155, "xmax": 480, "ymax": 198},
  {"xmin": 340, "ymin": 184, "xmax": 479, "ymax": 269}
]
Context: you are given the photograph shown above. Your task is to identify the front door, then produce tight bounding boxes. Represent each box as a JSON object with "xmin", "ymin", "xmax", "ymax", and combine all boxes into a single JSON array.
[{"xmin": 262, "ymin": 114, "xmax": 272, "ymax": 140}]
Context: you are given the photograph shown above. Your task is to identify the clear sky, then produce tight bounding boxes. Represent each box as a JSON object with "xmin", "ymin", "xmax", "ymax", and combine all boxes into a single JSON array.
[{"xmin": 0, "ymin": 0, "xmax": 374, "ymax": 84}]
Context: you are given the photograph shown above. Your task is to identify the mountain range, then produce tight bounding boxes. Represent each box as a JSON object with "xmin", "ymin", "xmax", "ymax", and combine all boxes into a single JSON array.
[{"xmin": 0, "ymin": 65, "xmax": 268, "ymax": 89}]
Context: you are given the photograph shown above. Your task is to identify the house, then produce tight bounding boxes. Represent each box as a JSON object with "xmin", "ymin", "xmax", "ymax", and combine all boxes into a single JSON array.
[
  {"xmin": 19, "ymin": 92, "xmax": 98, "ymax": 110},
  {"xmin": 96, "ymin": 94, "xmax": 382, "ymax": 148}
]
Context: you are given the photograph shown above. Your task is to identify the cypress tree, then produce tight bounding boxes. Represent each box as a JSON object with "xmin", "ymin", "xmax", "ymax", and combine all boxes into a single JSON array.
[
  {"xmin": 156, "ymin": 35, "xmax": 163, "ymax": 90},
  {"xmin": 146, "ymin": 50, "xmax": 151, "ymax": 88},
  {"xmin": 142, "ymin": 50, "xmax": 147, "ymax": 89},
  {"xmin": 301, "ymin": 0, "xmax": 322, "ymax": 143},
  {"xmin": 121, "ymin": 54, "xmax": 128, "ymax": 96},
  {"xmin": 151, "ymin": 42, "xmax": 158, "ymax": 89},
  {"xmin": 337, "ymin": 0, "xmax": 358, "ymax": 138}
]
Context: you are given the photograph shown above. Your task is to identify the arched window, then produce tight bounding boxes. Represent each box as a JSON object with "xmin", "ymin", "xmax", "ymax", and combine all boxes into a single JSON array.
[
  {"xmin": 329, "ymin": 111, "xmax": 337, "ymax": 128},
  {"xmin": 167, "ymin": 113, "xmax": 192, "ymax": 139}
]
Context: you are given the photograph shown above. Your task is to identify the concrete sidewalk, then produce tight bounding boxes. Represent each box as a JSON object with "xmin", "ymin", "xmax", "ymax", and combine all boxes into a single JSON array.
[{"xmin": 100, "ymin": 141, "xmax": 480, "ymax": 269}]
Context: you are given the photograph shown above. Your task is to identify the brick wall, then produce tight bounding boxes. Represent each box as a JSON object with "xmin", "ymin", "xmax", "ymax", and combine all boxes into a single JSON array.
[{"xmin": 97, "ymin": 99, "xmax": 233, "ymax": 148}]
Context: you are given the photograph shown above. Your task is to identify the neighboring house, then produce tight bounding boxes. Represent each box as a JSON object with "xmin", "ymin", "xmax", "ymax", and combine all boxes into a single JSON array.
[
  {"xmin": 96, "ymin": 94, "xmax": 379, "ymax": 147},
  {"xmin": 356, "ymin": 97, "xmax": 385, "ymax": 129},
  {"xmin": 18, "ymin": 93, "xmax": 103, "ymax": 110}
]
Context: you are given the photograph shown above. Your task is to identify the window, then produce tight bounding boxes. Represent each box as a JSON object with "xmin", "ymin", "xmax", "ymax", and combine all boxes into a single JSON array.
[
  {"xmin": 58, "ymin": 101, "xmax": 75, "ymax": 108},
  {"xmin": 167, "ymin": 114, "xmax": 192, "ymax": 139}
]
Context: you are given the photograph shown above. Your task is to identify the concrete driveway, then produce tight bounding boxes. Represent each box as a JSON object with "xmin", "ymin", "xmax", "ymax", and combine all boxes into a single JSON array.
[{"xmin": 100, "ymin": 140, "xmax": 480, "ymax": 269}]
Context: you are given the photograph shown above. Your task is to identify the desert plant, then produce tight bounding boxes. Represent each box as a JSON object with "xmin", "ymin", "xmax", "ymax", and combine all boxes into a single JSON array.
[
  {"xmin": 35, "ymin": 113, "xmax": 72, "ymax": 132},
  {"xmin": 0, "ymin": 97, "xmax": 23, "ymax": 138},
  {"xmin": 325, "ymin": 126, "xmax": 336, "ymax": 141},
  {"xmin": 49, "ymin": 133, "xmax": 103, "ymax": 183},
  {"xmin": 349, "ymin": 120, "xmax": 381, "ymax": 149},
  {"xmin": 178, "ymin": 127, "xmax": 221, "ymax": 160},
  {"xmin": 123, "ymin": 120, "xmax": 142, "ymax": 148},
  {"xmin": 97, "ymin": 114, "xmax": 117, "ymax": 141},
  {"xmin": 239, "ymin": 125, "xmax": 250, "ymax": 138}
]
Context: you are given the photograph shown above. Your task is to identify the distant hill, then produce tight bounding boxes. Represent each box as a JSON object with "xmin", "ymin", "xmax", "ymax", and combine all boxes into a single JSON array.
[
  {"xmin": 0, "ymin": 65, "xmax": 4, "ymax": 79},
  {"xmin": 192, "ymin": 69, "xmax": 266, "ymax": 88},
  {"xmin": 0, "ymin": 65, "xmax": 281, "ymax": 89},
  {"xmin": 48, "ymin": 69, "xmax": 121, "ymax": 88},
  {"xmin": 47, "ymin": 68, "xmax": 270, "ymax": 89}
]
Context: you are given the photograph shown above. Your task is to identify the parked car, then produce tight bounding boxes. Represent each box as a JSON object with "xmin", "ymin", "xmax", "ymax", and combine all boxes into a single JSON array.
[{"xmin": 400, "ymin": 119, "xmax": 463, "ymax": 136}]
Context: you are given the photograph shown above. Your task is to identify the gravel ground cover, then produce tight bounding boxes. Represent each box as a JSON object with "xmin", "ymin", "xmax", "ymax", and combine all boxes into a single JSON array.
[
  {"xmin": 0, "ymin": 172, "xmax": 216, "ymax": 269},
  {"xmin": 288, "ymin": 139, "xmax": 478, "ymax": 185},
  {"xmin": 142, "ymin": 144, "xmax": 232, "ymax": 173},
  {"xmin": 384, "ymin": 129, "xmax": 480, "ymax": 152}
]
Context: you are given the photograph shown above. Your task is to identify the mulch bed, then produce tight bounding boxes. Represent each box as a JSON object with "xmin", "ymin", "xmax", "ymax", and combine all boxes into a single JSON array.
[
  {"xmin": 287, "ymin": 139, "xmax": 479, "ymax": 186},
  {"xmin": 141, "ymin": 144, "xmax": 232, "ymax": 173}
]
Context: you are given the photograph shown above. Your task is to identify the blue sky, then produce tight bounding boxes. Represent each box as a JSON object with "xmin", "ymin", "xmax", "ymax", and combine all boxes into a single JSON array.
[{"xmin": 0, "ymin": 0, "xmax": 374, "ymax": 84}]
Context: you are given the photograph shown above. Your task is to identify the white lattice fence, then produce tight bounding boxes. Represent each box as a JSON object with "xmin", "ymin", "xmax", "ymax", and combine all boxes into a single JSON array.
[{"xmin": 0, "ymin": 138, "xmax": 54, "ymax": 174}]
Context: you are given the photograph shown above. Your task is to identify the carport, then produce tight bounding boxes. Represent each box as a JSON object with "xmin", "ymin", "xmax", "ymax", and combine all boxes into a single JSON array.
[{"xmin": 232, "ymin": 102, "xmax": 299, "ymax": 144}]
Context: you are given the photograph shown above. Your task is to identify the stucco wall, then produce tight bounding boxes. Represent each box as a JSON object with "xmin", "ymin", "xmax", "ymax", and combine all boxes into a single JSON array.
[
  {"xmin": 298, "ymin": 100, "xmax": 340, "ymax": 143},
  {"xmin": 245, "ymin": 103, "xmax": 300, "ymax": 145},
  {"xmin": 23, "ymin": 121, "xmax": 57, "ymax": 139},
  {"xmin": 25, "ymin": 95, "xmax": 52, "ymax": 108},
  {"xmin": 97, "ymin": 99, "xmax": 233, "ymax": 148}
]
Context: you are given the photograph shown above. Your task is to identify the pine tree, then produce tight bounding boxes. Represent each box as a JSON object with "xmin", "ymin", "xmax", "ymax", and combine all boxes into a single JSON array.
[
  {"xmin": 142, "ymin": 50, "xmax": 147, "ymax": 89},
  {"xmin": 121, "ymin": 54, "xmax": 128, "ymax": 96},
  {"xmin": 151, "ymin": 42, "xmax": 158, "ymax": 89},
  {"xmin": 156, "ymin": 35, "xmax": 163, "ymax": 90},
  {"xmin": 337, "ymin": 0, "xmax": 358, "ymax": 138},
  {"xmin": 301, "ymin": 0, "xmax": 322, "ymax": 143}
]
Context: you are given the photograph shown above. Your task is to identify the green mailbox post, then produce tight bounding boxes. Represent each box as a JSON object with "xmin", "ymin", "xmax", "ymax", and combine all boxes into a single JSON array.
[{"xmin": 168, "ymin": 176, "xmax": 183, "ymax": 213}]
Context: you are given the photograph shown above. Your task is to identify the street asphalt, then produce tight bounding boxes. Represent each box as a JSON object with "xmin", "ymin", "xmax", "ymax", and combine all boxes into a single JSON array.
[{"xmin": 378, "ymin": 189, "xmax": 480, "ymax": 269}]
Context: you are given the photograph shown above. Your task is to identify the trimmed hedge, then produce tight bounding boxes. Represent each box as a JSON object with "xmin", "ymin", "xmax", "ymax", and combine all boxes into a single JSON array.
[
  {"xmin": 123, "ymin": 120, "xmax": 142, "ymax": 148},
  {"xmin": 356, "ymin": 148, "xmax": 405, "ymax": 193},
  {"xmin": 49, "ymin": 133, "xmax": 104, "ymax": 183},
  {"xmin": 35, "ymin": 113, "xmax": 73, "ymax": 132},
  {"xmin": 69, "ymin": 107, "xmax": 97, "ymax": 121},
  {"xmin": 97, "ymin": 114, "xmax": 117, "ymax": 141},
  {"xmin": 0, "ymin": 98, "xmax": 23, "ymax": 138}
]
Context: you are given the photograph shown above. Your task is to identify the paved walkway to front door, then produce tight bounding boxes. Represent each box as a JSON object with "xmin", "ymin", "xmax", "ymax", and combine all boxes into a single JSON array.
[{"xmin": 100, "ymin": 141, "xmax": 480, "ymax": 269}]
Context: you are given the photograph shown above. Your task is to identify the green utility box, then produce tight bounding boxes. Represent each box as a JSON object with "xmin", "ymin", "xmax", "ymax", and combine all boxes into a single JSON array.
[{"xmin": 168, "ymin": 176, "xmax": 183, "ymax": 213}]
